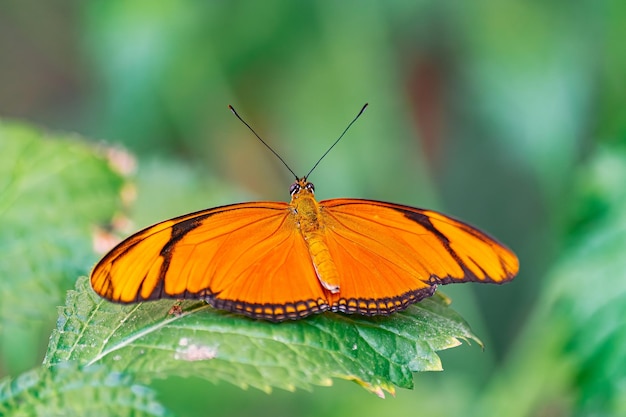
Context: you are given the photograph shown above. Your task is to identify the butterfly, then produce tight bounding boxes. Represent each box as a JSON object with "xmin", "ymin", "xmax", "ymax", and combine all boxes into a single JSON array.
[{"xmin": 90, "ymin": 104, "xmax": 519, "ymax": 321}]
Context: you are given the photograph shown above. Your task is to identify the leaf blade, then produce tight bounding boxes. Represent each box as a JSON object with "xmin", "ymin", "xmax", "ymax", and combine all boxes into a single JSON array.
[
  {"xmin": 0, "ymin": 363, "xmax": 171, "ymax": 417},
  {"xmin": 47, "ymin": 277, "xmax": 480, "ymax": 395},
  {"xmin": 0, "ymin": 120, "xmax": 128, "ymax": 373}
]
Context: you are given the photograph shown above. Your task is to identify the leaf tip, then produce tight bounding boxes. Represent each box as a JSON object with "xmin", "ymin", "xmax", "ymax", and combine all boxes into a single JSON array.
[{"xmin": 340, "ymin": 376, "xmax": 395, "ymax": 398}]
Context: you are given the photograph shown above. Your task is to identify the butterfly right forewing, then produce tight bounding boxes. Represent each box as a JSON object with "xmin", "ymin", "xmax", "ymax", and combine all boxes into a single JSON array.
[{"xmin": 319, "ymin": 198, "xmax": 519, "ymax": 314}]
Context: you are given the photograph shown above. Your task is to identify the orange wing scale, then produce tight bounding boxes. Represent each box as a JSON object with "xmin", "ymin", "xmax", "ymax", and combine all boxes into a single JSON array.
[{"xmin": 91, "ymin": 189, "xmax": 519, "ymax": 321}]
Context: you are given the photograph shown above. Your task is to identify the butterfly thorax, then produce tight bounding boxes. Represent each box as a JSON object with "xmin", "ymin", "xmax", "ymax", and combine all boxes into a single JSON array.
[
  {"xmin": 289, "ymin": 179, "xmax": 340, "ymax": 294},
  {"xmin": 290, "ymin": 180, "xmax": 320, "ymax": 233}
]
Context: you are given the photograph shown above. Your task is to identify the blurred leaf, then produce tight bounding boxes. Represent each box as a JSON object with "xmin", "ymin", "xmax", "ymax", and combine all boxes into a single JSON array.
[
  {"xmin": 129, "ymin": 156, "xmax": 248, "ymax": 230},
  {"xmin": 45, "ymin": 277, "xmax": 480, "ymax": 397},
  {"xmin": 0, "ymin": 121, "xmax": 127, "ymax": 373},
  {"xmin": 596, "ymin": 0, "xmax": 626, "ymax": 142},
  {"xmin": 546, "ymin": 146, "xmax": 626, "ymax": 415},
  {"xmin": 473, "ymin": 146, "xmax": 626, "ymax": 417},
  {"xmin": 568, "ymin": 146, "xmax": 626, "ymax": 237},
  {"xmin": 0, "ymin": 362, "xmax": 170, "ymax": 417},
  {"xmin": 82, "ymin": 2, "xmax": 436, "ymax": 209}
]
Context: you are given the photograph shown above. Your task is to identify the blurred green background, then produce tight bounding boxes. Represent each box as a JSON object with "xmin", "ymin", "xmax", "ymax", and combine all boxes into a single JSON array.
[{"xmin": 1, "ymin": 1, "xmax": 625, "ymax": 416}]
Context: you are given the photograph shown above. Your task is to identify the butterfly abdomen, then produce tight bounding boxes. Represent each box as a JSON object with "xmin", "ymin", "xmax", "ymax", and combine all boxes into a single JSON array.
[
  {"xmin": 292, "ymin": 185, "xmax": 341, "ymax": 294},
  {"xmin": 305, "ymin": 231, "xmax": 340, "ymax": 293}
]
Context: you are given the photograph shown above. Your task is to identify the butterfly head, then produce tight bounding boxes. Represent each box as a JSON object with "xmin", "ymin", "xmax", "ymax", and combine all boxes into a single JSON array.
[{"xmin": 289, "ymin": 178, "xmax": 315, "ymax": 199}]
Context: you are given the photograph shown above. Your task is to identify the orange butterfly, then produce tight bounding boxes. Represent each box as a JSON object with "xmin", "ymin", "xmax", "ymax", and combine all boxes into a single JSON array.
[{"xmin": 90, "ymin": 104, "xmax": 519, "ymax": 321}]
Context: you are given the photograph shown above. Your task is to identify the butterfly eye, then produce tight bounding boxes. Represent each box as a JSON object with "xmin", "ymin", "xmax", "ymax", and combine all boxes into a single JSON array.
[
  {"xmin": 289, "ymin": 182, "xmax": 301, "ymax": 195},
  {"xmin": 306, "ymin": 183, "xmax": 315, "ymax": 193}
]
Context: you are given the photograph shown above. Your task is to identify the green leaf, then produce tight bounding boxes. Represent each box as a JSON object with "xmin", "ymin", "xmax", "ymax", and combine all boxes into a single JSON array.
[
  {"xmin": 545, "ymin": 146, "xmax": 626, "ymax": 415},
  {"xmin": 0, "ymin": 120, "xmax": 127, "ymax": 371},
  {"xmin": 0, "ymin": 362, "xmax": 170, "ymax": 417},
  {"xmin": 472, "ymin": 146, "xmax": 626, "ymax": 417},
  {"xmin": 45, "ymin": 277, "xmax": 480, "ymax": 397}
]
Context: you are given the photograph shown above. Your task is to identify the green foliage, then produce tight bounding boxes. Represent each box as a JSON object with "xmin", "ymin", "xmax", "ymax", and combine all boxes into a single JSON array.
[
  {"xmin": 545, "ymin": 147, "xmax": 626, "ymax": 415},
  {"xmin": 45, "ymin": 277, "xmax": 479, "ymax": 397},
  {"xmin": 0, "ymin": 122, "xmax": 116, "ymax": 318},
  {"xmin": 471, "ymin": 146, "xmax": 626, "ymax": 417},
  {"xmin": 0, "ymin": 121, "xmax": 126, "ymax": 373},
  {"xmin": 0, "ymin": 363, "xmax": 170, "ymax": 417}
]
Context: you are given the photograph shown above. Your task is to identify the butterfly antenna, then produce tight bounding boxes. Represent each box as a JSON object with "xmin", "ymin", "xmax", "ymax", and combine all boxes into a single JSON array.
[
  {"xmin": 228, "ymin": 105, "xmax": 298, "ymax": 179},
  {"xmin": 305, "ymin": 103, "xmax": 368, "ymax": 180}
]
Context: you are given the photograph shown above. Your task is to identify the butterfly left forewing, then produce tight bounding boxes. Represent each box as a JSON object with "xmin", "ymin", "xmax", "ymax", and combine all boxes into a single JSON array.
[{"xmin": 90, "ymin": 202, "xmax": 329, "ymax": 321}]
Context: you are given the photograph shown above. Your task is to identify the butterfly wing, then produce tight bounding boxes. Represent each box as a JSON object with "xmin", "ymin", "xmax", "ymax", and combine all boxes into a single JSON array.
[
  {"xmin": 90, "ymin": 202, "xmax": 329, "ymax": 321},
  {"xmin": 319, "ymin": 199, "xmax": 519, "ymax": 314},
  {"xmin": 91, "ymin": 196, "xmax": 519, "ymax": 321}
]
